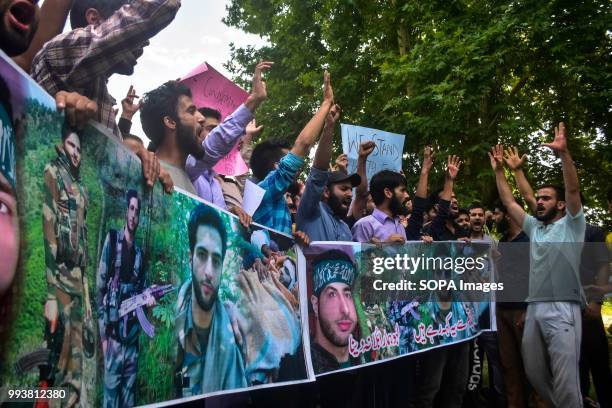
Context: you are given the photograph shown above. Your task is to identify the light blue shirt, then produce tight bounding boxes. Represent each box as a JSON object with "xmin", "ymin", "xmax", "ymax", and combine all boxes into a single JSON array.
[{"xmin": 522, "ymin": 208, "xmax": 586, "ymax": 303}]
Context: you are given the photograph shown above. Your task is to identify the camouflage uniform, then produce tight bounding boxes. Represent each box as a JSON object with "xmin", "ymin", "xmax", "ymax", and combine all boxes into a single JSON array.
[
  {"xmin": 96, "ymin": 228, "xmax": 144, "ymax": 408},
  {"xmin": 42, "ymin": 145, "xmax": 89, "ymax": 407}
]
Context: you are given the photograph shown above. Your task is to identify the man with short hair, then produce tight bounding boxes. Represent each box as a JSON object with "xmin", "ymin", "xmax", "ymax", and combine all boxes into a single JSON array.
[
  {"xmin": 140, "ymin": 80, "xmax": 202, "ymax": 195},
  {"xmin": 310, "ymin": 249, "xmax": 360, "ymax": 374},
  {"xmin": 175, "ymin": 204, "xmax": 247, "ymax": 396},
  {"xmin": 352, "ymin": 170, "xmax": 408, "ymax": 243},
  {"xmin": 42, "ymin": 124, "xmax": 92, "ymax": 406},
  {"xmin": 489, "ymin": 122, "xmax": 586, "ymax": 407},
  {"xmin": 96, "ymin": 189, "xmax": 149, "ymax": 408}
]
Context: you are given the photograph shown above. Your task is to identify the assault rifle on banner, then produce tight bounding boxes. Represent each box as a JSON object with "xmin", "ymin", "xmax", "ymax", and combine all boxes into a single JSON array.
[{"xmin": 119, "ymin": 284, "xmax": 175, "ymax": 338}]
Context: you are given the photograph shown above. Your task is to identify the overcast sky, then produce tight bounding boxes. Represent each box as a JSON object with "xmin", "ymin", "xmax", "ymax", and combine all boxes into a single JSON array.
[{"xmin": 103, "ymin": 1, "xmax": 265, "ymax": 143}]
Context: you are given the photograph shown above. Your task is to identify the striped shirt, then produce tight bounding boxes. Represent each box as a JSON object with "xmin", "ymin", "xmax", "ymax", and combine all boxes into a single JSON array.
[{"xmin": 31, "ymin": 0, "xmax": 181, "ymax": 137}]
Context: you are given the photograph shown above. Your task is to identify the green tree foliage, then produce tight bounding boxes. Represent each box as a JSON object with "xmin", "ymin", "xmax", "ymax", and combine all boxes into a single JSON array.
[{"xmin": 224, "ymin": 0, "xmax": 611, "ymax": 225}]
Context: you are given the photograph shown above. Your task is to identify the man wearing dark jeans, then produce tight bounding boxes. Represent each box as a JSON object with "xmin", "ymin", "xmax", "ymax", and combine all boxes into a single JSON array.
[{"xmin": 579, "ymin": 223, "xmax": 611, "ymax": 408}]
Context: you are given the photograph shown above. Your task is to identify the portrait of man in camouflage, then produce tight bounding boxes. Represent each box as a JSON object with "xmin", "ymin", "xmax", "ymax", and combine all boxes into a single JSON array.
[
  {"xmin": 175, "ymin": 204, "xmax": 247, "ymax": 397},
  {"xmin": 42, "ymin": 123, "xmax": 91, "ymax": 406},
  {"xmin": 96, "ymin": 189, "xmax": 152, "ymax": 408}
]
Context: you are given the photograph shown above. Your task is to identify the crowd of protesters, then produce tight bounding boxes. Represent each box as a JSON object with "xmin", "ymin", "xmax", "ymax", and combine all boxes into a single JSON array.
[{"xmin": 0, "ymin": 0, "xmax": 610, "ymax": 407}]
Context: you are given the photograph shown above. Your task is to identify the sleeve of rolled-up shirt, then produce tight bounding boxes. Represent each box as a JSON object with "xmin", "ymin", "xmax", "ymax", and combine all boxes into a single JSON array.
[
  {"xmin": 185, "ymin": 104, "xmax": 253, "ymax": 180},
  {"xmin": 258, "ymin": 152, "xmax": 305, "ymax": 200},
  {"xmin": 297, "ymin": 167, "xmax": 328, "ymax": 222},
  {"xmin": 51, "ymin": 0, "xmax": 181, "ymax": 89}
]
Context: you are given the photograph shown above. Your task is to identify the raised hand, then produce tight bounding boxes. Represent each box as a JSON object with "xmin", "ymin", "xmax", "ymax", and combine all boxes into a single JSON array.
[
  {"xmin": 246, "ymin": 61, "xmax": 273, "ymax": 110},
  {"xmin": 503, "ymin": 146, "xmax": 527, "ymax": 170},
  {"xmin": 488, "ymin": 144, "xmax": 504, "ymax": 172},
  {"xmin": 446, "ymin": 155, "xmax": 462, "ymax": 180},
  {"xmin": 121, "ymin": 85, "xmax": 140, "ymax": 121},
  {"xmin": 245, "ymin": 119, "xmax": 264, "ymax": 142},
  {"xmin": 543, "ymin": 122, "xmax": 568, "ymax": 153},
  {"xmin": 323, "ymin": 70, "xmax": 334, "ymax": 104},
  {"xmin": 334, "ymin": 153, "xmax": 348, "ymax": 173},
  {"xmin": 359, "ymin": 141, "xmax": 376, "ymax": 158},
  {"xmin": 422, "ymin": 145, "xmax": 434, "ymax": 173}
]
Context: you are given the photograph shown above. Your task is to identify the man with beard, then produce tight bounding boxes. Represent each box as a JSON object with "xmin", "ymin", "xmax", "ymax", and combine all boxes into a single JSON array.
[
  {"xmin": 296, "ymin": 103, "xmax": 374, "ymax": 241},
  {"xmin": 455, "ymin": 208, "xmax": 471, "ymax": 237},
  {"xmin": 140, "ymin": 81, "xmax": 212, "ymax": 196},
  {"xmin": 175, "ymin": 204, "xmax": 247, "ymax": 397},
  {"xmin": 96, "ymin": 189, "xmax": 151, "ymax": 407},
  {"xmin": 310, "ymin": 249, "xmax": 359, "ymax": 374},
  {"xmin": 184, "ymin": 62, "xmax": 270, "ymax": 209},
  {"xmin": 489, "ymin": 122, "xmax": 585, "ymax": 407},
  {"xmin": 352, "ymin": 170, "xmax": 409, "ymax": 243},
  {"xmin": 42, "ymin": 124, "xmax": 92, "ymax": 406}
]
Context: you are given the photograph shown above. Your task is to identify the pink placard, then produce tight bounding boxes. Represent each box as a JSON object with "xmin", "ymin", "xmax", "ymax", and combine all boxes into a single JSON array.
[
  {"xmin": 212, "ymin": 142, "xmax": 249, "ymax": 176},
  {"xmin": 181, "ymin": 62, "xmax": 249, "ymax": 119}
]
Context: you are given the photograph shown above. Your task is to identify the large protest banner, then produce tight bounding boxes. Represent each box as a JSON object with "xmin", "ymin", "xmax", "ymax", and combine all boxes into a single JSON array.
[
  {"xmin": 300, "ymin": 241, "xmax": 493, "ymax": 376},
  {"xmin": 0, "ymin": 51, "xmax": 312, "ymax": 407},
  {"xmin": 341, "ymin": 124, "xmax": 405, "ymax": 181}
]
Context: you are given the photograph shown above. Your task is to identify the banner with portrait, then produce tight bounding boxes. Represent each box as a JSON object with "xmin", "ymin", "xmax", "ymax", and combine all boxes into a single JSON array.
[
  {"xmin": 0, "ymin": 51, "xmax": 312, "ymax": 407},
  {"xmin": 300, "ymin": 241, "xmax": 494, "ymax": 376}
]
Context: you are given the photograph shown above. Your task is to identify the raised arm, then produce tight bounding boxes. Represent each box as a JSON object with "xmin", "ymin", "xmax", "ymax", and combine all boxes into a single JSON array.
[
  {"xmin": 34, "ymin": 0, "xmax": 181, "ymax": 89},
  {"xmin": 415, "ymin": 146, "xmax": 433, "ymax": 198},
  {"xmin": 543, "ymin": 122, "xmax": 581, "ymax": 216},
  {"xmin": 186, "ymin": 62, "xmax": 272, "ymax": 177},
  {"xmin": 291, "ymin": 71, "xmax": 334, "ymax": 158},
  {"xmin": 503, "ymin": 146, "xmax": 536, "ymax": 213},
  {"xmin": 313, "ymin": 104, "xmax": 341, "ymax": 170},
  {"xmin": 489, "ymin": 144, "xmax": 526, "ymax": 227},
  {"xmin": 440, "ymin": 155, "xmax": 460, "ymax": 201},
  {"xmin": 350, "ymin": 141, "xmax": 376, "ymax": 219},
  {"xmin": 12, "ymin": 0, "xmax": 73, "ymax": 72},
  {"xmin": 406, "ymin": 146, "xmax": 433, "ymax": 240},
  {"xmin": 429, "ymin": 155, "xmax": 461, "ymax": 237}
]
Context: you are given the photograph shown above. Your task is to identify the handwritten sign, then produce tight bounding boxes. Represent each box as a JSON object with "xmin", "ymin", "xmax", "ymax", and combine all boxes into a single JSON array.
[
  {"xmin": 212, "ymin": 142, "xmax": 249, "ymax": 176},
  {"xmin": 181, "ymin": 62, "xmax": 249, "ymax": 119},
  {"xmin": 341, "ymin": 124, "xmax": 405, "ymax": 181}
]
